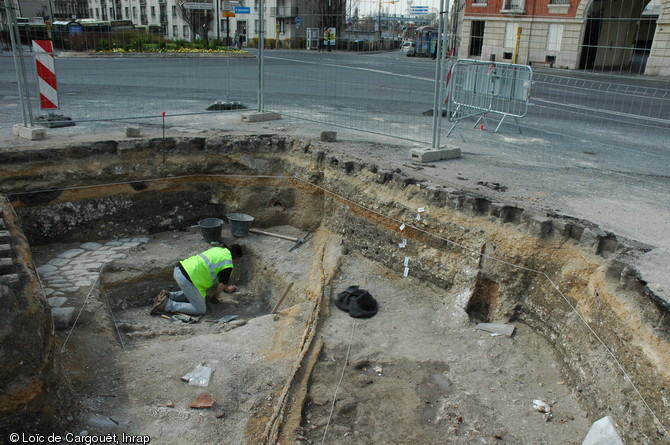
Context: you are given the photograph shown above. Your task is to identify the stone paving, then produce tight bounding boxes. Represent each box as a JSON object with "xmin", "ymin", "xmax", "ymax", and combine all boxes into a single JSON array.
[{"xmin": 36, "ymin": 237, "xmax": 150, "ymax": 328}]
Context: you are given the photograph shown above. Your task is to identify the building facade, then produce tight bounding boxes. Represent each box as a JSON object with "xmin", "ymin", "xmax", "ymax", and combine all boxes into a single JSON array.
[
  {"xmin": 82, "ymin": 0, "xmax": 330, "ymax": 46},
  {"xmin": 456, "ymin": 0, "xmax": 670, "ymax": 75},
  {"xmin": 4, "ymin": 0, "xmax": 332, "ymax": 47}
]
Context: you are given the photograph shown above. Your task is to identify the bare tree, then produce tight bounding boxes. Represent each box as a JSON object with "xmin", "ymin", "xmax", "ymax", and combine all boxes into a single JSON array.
[
  {"xmin": 304, "ymin": 0, "xmax": 346, "ymax": 31},
  {"xmin": 177, "ymin": 3, "xmax": 213, "ymax": 47}
]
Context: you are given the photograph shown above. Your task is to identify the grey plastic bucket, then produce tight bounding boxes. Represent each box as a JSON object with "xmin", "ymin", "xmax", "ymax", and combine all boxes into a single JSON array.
[
  {"xmin": 198, "ymin": 218, "xmax": 224, "ymax": 243},
  {"xmin": 227, "ymin": 213, "xmax": 254, "ymax": 238}
]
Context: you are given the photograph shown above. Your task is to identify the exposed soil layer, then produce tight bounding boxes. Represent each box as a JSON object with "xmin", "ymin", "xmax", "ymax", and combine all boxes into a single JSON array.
[
  {"xmin": 0, "ymin": 134, "xmax": 668, "ymax": 444},
  {"xmin": 30, "ymin": 226, "xmax": 593, "ymax": 445}
]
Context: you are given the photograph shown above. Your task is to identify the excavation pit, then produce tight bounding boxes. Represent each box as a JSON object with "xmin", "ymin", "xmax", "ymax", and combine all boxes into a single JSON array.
[{"xmin": 0, "ymin": 135, "xmax": 667, "ymax": 444}]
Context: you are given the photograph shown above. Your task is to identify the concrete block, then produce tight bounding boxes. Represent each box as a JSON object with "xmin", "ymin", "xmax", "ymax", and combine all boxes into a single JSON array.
[
  {"xmin": 241, "ymin": 112, "xmax": 281, "ymax": 122},
  {"xmin": 320, "ymin": 131, "xmax": 337, "ymax": 142},
  {"xmin": 12, "ymin": 124, "xmax": 46, "ymax": 141},
  {"xmin": 52, "ymin": 307, "xmax": 76, "ymax": 329},
  {"xmin": 527, "ymin": 216, "xmax": 553, "ymax": 237},
  {"xmin": 126, "ymin": 126, "xmax": 141, "ymax": 137},
  {"xmin": 409, "ymin": 147, "xmax": 461, "ymax": 163}
]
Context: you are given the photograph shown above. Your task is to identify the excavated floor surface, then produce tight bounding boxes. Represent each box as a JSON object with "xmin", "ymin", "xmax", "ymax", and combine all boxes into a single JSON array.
[{"xmin": 30, "ymin": 223, "xmax": 593, "ymax": 444}]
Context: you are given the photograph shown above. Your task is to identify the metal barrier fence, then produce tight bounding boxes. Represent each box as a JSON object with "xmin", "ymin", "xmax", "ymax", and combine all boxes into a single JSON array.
[
  {"xmin": 445, "ymin": 59, "xmax": 532, "ymax": 135},
  {"xmin": 528, "ymin": 71, "xmax": 670, "ymax": 130}
]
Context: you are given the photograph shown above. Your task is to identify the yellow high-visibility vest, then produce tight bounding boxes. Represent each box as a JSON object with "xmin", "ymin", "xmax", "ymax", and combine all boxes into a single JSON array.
[{"xmin": 180, "ymin": 247, "xmax": 233, "ymax": 298}]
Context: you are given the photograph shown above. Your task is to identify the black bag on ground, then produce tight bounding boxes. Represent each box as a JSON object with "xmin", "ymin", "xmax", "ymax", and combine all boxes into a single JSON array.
[{"xmin": 334, "ymin": 285, "xmax": 378, "ymax": 318}]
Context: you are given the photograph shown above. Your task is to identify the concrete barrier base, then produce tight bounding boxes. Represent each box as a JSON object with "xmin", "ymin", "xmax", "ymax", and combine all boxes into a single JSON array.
[
  {"xmin": 13, "ymin": 124, "xmax": 46, "ymax": 141},
  {"xmin": 409, "ymin": 146, "xmax": 461, "ymax": 163},
  {"xmin": 241, "ymin": 112, "xmax": 282, "ymax": 122}
]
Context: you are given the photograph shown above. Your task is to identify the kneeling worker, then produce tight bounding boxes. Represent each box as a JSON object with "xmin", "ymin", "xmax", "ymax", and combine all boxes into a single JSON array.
[{"xmin": 151, "ymin": 244, "xmax": 243, "ymax": 316}]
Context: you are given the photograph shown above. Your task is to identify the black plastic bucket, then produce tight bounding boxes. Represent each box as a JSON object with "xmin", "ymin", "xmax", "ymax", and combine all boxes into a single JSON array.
[
  {"xmin": 198, "ymin": 218, "xmax": 224, "ymax": 243},
  {"xmin": 227, "ymin": 213, "xmax": 254, "ymax": 238}
]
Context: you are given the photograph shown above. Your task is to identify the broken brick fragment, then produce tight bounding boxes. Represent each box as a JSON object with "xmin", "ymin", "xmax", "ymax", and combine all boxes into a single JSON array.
[{"xmin": 189, "ymin": 393, "xmax": 214, "ymax": 409}]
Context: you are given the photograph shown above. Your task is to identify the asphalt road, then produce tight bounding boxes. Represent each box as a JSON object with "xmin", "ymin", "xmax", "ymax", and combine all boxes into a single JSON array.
[{"xmin": 1, "ymin": 49, "xmax": 669, "ymax": 258}]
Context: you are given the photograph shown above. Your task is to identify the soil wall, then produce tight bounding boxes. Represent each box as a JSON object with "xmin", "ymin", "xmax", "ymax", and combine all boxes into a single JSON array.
[{"xmin": 0, "ymin": 199, "xmax": 73, "ymax": 436}]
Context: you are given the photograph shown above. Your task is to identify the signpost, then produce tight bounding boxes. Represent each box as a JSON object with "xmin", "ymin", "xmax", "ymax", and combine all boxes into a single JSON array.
[
  {"xmin": 223, "ymin": 1, "xmax": 238, "ymax": 17},
  {"xmin": 234, "ymin": 6, "xmax": 250, "ymax": 13},
  {"xmin": 183, "ymin": 2, "xmax": 213, "ymax": 9}
]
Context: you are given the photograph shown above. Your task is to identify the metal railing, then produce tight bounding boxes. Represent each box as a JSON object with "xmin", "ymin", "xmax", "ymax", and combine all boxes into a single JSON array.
[{"xmin": 446, "ymin": 59, "xmax": 532, "ymax": 135}]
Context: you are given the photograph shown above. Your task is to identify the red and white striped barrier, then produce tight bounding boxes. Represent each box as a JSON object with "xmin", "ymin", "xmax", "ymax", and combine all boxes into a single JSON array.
[{"xmin": 32, "ymin": 40, "xmax": 59, "ymax": 110}]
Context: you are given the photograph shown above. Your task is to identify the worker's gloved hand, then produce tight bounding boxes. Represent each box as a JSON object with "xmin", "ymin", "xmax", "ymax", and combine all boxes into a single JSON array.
[{"xmin": 224, "ymin": 284, "xmax": 238, "ymax": 293}]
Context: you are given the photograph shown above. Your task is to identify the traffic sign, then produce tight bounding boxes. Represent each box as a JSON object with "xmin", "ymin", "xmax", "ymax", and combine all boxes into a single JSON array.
[
  {"xmin": 223, "ymin": 1, "xmax": 240, "ymax": 11},
  {"xmin": 409, "ymin": 5, "xmax": 429, "ymax": 14},
  {"xmin": 183, "ymin": 2, "xmax": 214, "ymax": 10},
  {"xmin": 182, "ymin": 2, "xmax": 214, "ymax": 9},
  {"xmin": 295, "ymin": 16, "xmax": 301, "ymax": 24},
  {"xmin": 234, "ymin": 6, "xmax": 250, "ymax": 13}
]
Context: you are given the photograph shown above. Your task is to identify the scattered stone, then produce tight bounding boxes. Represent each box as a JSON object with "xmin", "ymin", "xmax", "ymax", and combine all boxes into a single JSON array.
[
  {"xmin": 335, "ymin": 398, "xmax": 357, "ymax": 415},
  {"xmin": 37, "ymin": 264, "xmax": 59, "ymax": 274},
  {"xmin": 47, "ymin": 296, "xmax": 68, "ymax": 307},
  {"xmin": 212, "ymin": 402, "xmax": 225, "ymax": 418},
  {"xmin": 80, "ymin": 242, "xmax": 104, "ymax": 250},
  {"xmin": 321, "ymin": 131, "xmax": 337, "ymax": 142},
  {"xmin": 59, "ymin": 249, "xmax": 85, "ymax": 259},
  {"xmin": 126, "ymin": 126, "xmax": 141, "ymax": 138},
  {"xmin": 476, "ymin": 180, "xmax": 508, "ymax": 192}
]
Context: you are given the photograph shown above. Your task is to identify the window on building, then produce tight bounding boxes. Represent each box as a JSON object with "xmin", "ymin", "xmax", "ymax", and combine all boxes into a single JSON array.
[
  {"xmin": 151, "ymin": 6, "xmax": 155, "ymax": 17},
  {"xmin": 132, "ymin": 6, "xmax": 137, "ymax": 17},
  {"xmin": 469, "ymin": 20, "xmax": 485, "ymax": 57},
  {"xmin": 255, "ymin": 19, "xmax": 260, "ymax": 32},
  {"xmin": 172, "ymin": 5, "xmax": 177, "ymax": 16},
  {"xmin": 95, "ymin": 8, "xmax": 99, "ymax": 18},
  {"xmin": 183, "ymin": 25, "xmax": 190, "ymax": 38},
  {"xmin": 502, "ymin": 0, "xmax": 524, "ymax": 10},
  {"xmin": 173, "ymin": 24, "xmax": 178, "ymax": 37},
  {"xmin": 504, "ymin": 22, "xmax": 519, "ymax": 48},
  {"xmin": 546, "ymin": 23, "xmax": 563, "ymax": 51},
  {"xmin": 125, "ymin": 6, "xmax": 129, "ymax": 18},
  {"xmin": 550, "ymin": 0, "xmax": 570, "ymax": 4}
]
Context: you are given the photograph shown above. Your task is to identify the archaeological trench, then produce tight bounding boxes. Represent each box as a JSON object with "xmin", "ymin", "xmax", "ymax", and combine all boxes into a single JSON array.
[{"xmin": 0, "ymin": 134, "xmax": 668, "ymax": 444}]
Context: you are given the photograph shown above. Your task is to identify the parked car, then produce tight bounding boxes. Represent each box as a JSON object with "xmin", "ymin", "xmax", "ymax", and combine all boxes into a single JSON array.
[{"xmin": 401, "ymin": 41, "xmax": 415, "ymax": 56}]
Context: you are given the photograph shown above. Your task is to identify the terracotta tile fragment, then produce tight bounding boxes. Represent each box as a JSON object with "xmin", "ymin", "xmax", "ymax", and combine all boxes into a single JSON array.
[{"xmin": 189, "ymin": 393, "xmax": 214, "ymax": 409}]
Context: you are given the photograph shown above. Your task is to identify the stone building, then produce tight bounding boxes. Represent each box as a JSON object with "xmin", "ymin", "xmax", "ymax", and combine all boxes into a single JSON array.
[{"xmin": 456, "ymin": 0, "xmax": 670, "ymax": 75}]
